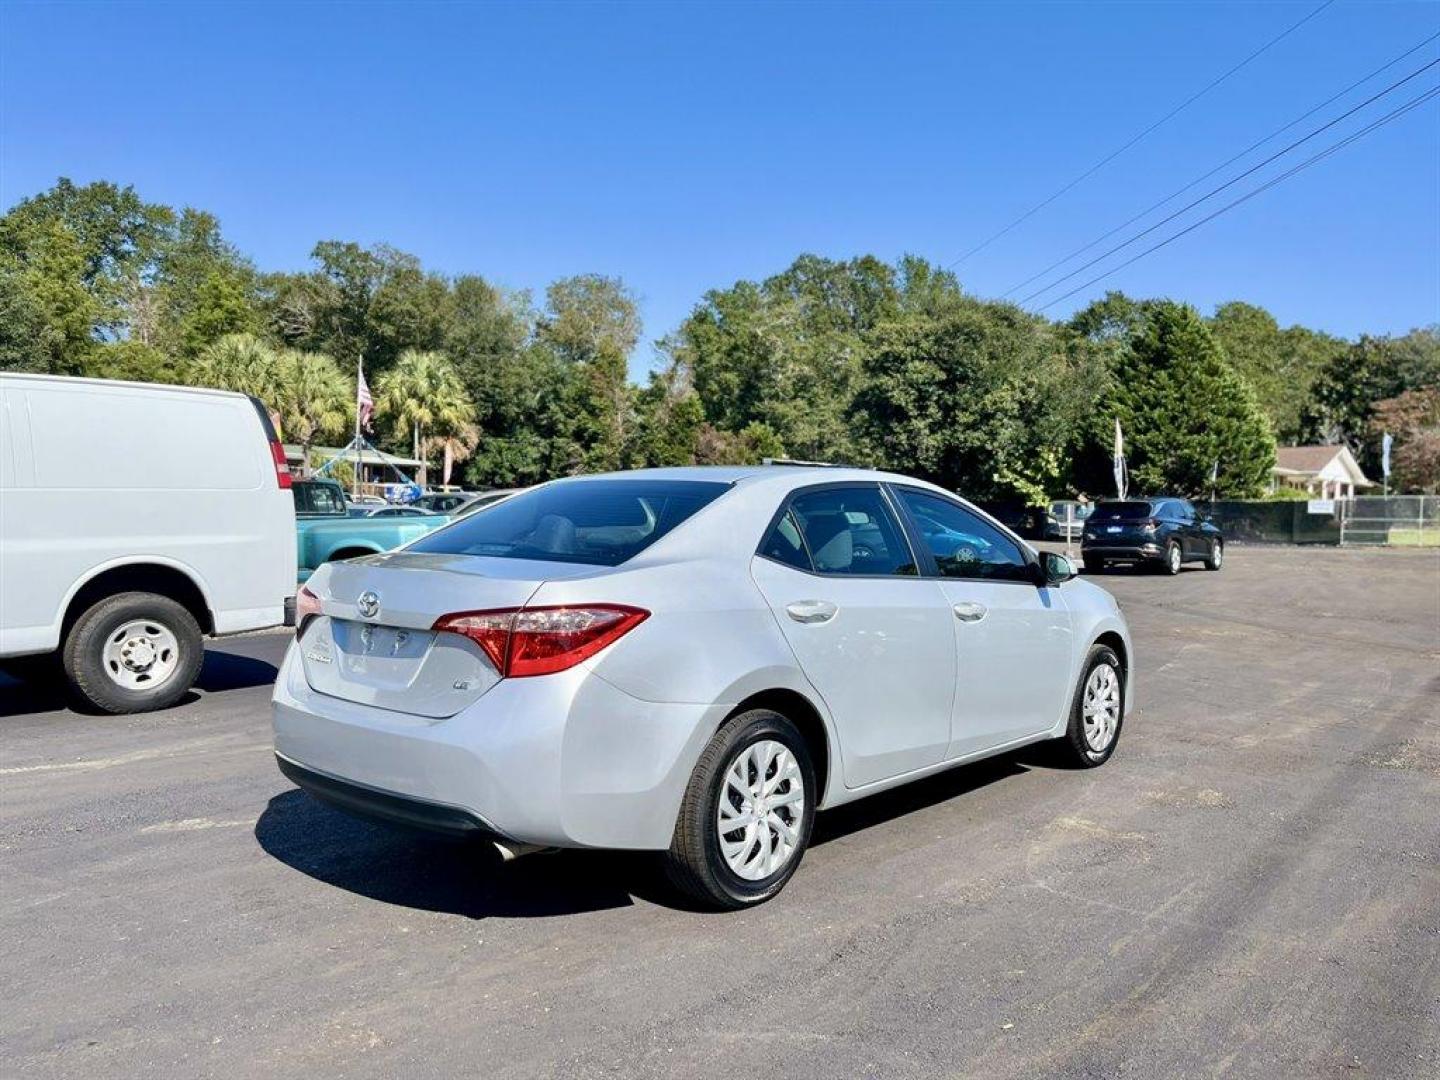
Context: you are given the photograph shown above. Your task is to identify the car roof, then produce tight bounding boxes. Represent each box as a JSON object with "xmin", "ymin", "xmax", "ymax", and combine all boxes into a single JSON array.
[{"xmin": 564, "ymin": 464, "xmax": 950, "ymax": 492}]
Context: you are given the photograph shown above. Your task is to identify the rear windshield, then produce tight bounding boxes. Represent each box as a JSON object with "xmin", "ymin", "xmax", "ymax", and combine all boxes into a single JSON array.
[
  {"xmin": 408, "ymin": 479, "xmax": 731, "ymax": 566},
  {"xmin": 1093, "ymin": 501, "xmax": 1155, "ymax": 521}
]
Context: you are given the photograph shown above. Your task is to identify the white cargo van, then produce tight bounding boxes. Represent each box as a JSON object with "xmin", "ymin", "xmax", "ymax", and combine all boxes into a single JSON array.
[{"xmin": 0, "ymin": 374, "xmax": 296, "ymax": 713}]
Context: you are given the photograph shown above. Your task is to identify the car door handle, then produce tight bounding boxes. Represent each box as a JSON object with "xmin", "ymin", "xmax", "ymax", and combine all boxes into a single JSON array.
[
  {"xmin": 952, "ymin": 601, "xmax": 988, "ymax": 623},
  {"xmin": 786, "ymin": 600, "xmax": 838, "ymax": 624}
]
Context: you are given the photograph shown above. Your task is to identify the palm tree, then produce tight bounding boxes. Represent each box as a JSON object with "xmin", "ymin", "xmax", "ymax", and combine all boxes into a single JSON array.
[
  {"xmin": 272, "ymin": 349, "xmax": 352, "ymax": 475},
  {"xmin": 374, "ymin": 350, "xmax": 476, "ymax": 486},
  {"xmin": 424, "ymin": 423, "xmax": 481, "ymax": 486},
  {"xmin": 193, "ymin": 334, "xmax": 279, "ymax": 401}
]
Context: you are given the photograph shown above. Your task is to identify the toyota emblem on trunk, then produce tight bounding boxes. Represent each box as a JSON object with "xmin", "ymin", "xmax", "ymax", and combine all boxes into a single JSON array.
[{"xmin": 357, "ymin": 590, "xmax": 381, "ymax": 619}]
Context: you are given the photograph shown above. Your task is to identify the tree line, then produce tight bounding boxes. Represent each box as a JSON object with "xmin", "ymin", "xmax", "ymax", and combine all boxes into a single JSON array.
[{"xmin": 3, "ymin": 178, "xmax": 1437, "ymax": 496}]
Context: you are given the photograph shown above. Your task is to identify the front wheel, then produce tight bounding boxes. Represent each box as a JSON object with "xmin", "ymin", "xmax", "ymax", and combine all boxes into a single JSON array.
[
  {"xmin": 61, "ymin": 592, "xmax": 203, "ymax": 714},
  {"xmin": 665, "ymin": 709, "xmax": 816, "ymax": 910},
  {"xmin": 1205, "ymin": 539, "xmax": 1224, "ymax": 571},
  {"xmin": 1053, "ymin": 645, "xmax": 1126, "ymax": 768}
]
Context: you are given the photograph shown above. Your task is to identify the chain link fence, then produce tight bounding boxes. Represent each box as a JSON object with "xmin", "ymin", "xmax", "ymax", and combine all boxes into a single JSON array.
[
  {"xmin": 1338, "ymin": 495, "xmax": 1440, "ymax": 547},
  {"xmin": 1198, "ymin": 496, "xmax": 1438, "ymax": 546}
]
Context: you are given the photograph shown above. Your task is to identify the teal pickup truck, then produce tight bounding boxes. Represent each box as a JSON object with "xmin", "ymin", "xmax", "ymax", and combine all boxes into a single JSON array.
[{"xmin": 293, "ymin": 479, "xmax": 451, "ymax": 582}]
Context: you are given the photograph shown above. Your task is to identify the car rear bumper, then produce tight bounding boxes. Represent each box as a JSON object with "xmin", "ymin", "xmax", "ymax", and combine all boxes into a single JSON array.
[
  {"xmin": 271, "ymin": 641, "xmax": 725, "ymax": 850},
  {"xmin": 1082, "ymin": 543, "xmax": 1164, "ymax": 560},
  {"xmin": 275, "ymin": 752, "xmax": 497, "ymax": 838}
]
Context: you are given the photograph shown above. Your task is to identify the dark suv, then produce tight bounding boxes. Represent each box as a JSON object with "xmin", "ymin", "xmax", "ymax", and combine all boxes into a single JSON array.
[{"xmin": 1081, "ymin": 497, "xmax": 1223, "ymax": 575}]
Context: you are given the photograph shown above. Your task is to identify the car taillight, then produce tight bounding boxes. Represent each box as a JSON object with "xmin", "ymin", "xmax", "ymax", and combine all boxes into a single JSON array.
[
  {"xmin": 433, "ymin": 605, "xmax": 649, "ymax": 678},
  {"xmin": 1141, "ymin": 519, "xmax": 1158, "ymax": 532},
  {"xmin": 269, "ymin": 439, "xmax": 293, "ymax": 489},
  {"xmin": 295, "ymin": 585, "xmax": 322, "ymax": 636}
]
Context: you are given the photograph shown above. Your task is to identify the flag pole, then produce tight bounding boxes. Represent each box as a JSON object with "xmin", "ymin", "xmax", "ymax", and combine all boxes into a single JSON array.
[{"xmin": 353, "ymin": 356, "xmax": 363, "ymax": 501}]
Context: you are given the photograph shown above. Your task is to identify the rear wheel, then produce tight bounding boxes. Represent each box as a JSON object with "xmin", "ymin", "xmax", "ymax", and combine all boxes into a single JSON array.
[
  {"xmin": 1205, "ymin": 539, "xmax": 1224, "ymax": 571},
  {"xmin": 62, "ymin": 592, "xmax": 203, "ymax": 714},
  {"xmin": 665, "ymin": 709, "xmax": 816, "ymax": 910},
  {"xmin": 1053, "ymin": 645, "xmax": 1125, "ymax": 768},
  {"xmin": 1083, "ymin": 555, "xmax": 1105, "ymax": 574},
  {"xmin": 1162, "ymin": 540, "xmax": 1182, "ymax": 575}
]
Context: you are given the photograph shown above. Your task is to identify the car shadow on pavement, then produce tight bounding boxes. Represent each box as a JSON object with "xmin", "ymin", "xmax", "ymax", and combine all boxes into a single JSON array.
[
  {"xmin": 811, "ymin": 753, "xmax": 1030, "ymax": 846},
  {"xmin": 255, "ymin": 789, "xmax": 653, "ymax": 919},
  {"xmin": 0, "ymin": 648, "xmax": 276, "ymax": 718}
]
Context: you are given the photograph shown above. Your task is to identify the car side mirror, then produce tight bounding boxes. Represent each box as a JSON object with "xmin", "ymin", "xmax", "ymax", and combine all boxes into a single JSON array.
[{"xmin": 1037, "ymin": 551, "xmax": 1078, "ymax": 586}]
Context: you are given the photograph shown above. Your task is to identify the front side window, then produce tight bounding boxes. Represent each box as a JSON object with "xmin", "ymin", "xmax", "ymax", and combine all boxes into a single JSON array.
[
  {"xmin": 409, "ymin": 479, "xmax": 730, "ymax": 566},
  {"xmin": 895, "ymin": 488, "xmax": 1032, "ymax": 583},
  {"xmin": 785, "ymin": 487, "xmax": 917, "ymax": 576}
]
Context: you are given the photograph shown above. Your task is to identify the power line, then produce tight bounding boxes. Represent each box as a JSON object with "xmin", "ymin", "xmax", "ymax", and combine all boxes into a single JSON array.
[
  {"xmin": 1015, "ymin": 56, "xmax": 1440, "ymax": 306},
  {"xmin": 947, "ymin": 0, "xmax": 1336, "ymax": 267},
  {"xmin": 1033, "ymin": 83, "xmax": 1440, "ymax": 313},
  {"xmin": 1001, "ymin": 29, "xmax": 1440, "ymax": 299}
]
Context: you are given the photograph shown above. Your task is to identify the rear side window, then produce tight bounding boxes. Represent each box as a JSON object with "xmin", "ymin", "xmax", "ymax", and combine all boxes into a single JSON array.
[
  {"xmin": 409, "ymin": 479, "xmax": 730, "ymax": 566},
  {"xmin": 785, "ymin": 487, "xmax": 917, "ymax": 576},
  {"xmin": 759, "ymin": 509, "xmax": 813, "ymax": 571}
]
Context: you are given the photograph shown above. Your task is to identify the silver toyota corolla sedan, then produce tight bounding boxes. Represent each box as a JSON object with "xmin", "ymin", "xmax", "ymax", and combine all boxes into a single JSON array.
[{"xmin": 273, "ymin": 466, "xmax": 1133, "ymax": 908}]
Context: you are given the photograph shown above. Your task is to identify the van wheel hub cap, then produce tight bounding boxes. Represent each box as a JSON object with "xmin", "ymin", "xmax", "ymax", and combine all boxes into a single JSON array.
[
  {"xmin": 717, "ymin": 739, "xmax": 805, "ymax": 881},
  {"xmin": 103, "ymin": 620, "xmax": 180, "ymax": 690},
  {"xmin": 1082, "ymin": 664, "xmax": 1121, "ymax": 753}
]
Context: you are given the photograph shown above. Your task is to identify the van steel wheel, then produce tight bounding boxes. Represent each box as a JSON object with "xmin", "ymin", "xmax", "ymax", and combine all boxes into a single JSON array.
[
  {"xmin": 665, "ymin": 709, "xmax": 816, "ymax": 909},
  {"xmin": 63, "ymin": 592, "xmax": 203, "ymax": 714},
  {"xmin": 1054, "ymin": 645, "xmax": 1125, "ymax": 768}
]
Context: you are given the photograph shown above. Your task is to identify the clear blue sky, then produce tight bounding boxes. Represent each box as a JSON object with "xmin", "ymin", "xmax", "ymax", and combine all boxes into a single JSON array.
[{"xmin": 3, "ymin": 1, "xmax": 1437, "ymax": 379}]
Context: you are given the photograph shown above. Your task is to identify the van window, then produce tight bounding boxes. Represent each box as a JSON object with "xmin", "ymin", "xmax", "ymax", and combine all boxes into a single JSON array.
[
  {"xmin": 27, "ymin": 387, "xmax": 262, "ymax": 490},
  {"xmin": 409, "ymin": 479, "xmax": 730, "ymax": 566}
]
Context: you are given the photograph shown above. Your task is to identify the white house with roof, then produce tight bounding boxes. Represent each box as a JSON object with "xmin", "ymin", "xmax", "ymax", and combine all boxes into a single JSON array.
[{"xmin": 1271, "ymin": 445, "xmax": 1374, "ymax": 499}]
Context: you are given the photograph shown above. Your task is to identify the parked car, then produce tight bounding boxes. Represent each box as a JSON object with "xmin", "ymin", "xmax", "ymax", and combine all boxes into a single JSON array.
[
  {"xmin": 1047, "ymin": 500, "xmax": 1095, "ymax": 541},
  {"xmin": 274, "ymin": 466, "xmax": 1133, "ymax": 908},
  {"xmin": 359, "ymin": 505, "xmax": 440, "ymax": 518},
  {"xmin": 1081, "ymin": 497, "xmax": 1223, "ymax": 574},
  {"xmin": 0, "ymin": 374, "xmax": 295, "ymax": 713},
  {"xmin": 293, "ymin": 479, "xmax": 451, "ymax": 582},
  {"xmin": 975, "ymin": 501, "xmax": 1049, "ymax": 540},
  {"xmin": 413, "ymin": 489, "xmax": 519, "ymax": 515}
]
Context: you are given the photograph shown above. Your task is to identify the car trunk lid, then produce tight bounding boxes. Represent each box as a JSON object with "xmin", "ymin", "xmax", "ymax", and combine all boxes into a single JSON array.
[{"xmin": 299, "ymin": 552, "xmax": 607, "ymax": 718}]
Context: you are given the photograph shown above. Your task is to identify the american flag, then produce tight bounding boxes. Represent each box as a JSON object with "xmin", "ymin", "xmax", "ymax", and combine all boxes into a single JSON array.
[{"xmin": 356, "ymin": 359, "xmax": 374, "ymax": 432}]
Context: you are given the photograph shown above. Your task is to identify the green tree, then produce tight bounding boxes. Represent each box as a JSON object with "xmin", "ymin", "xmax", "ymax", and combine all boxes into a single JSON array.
[
  {"xmin": 536, "ymin": 274, "xmax": 640, "ymax": 473},
  {"xmin": 1302, "ymin": 328, "xmax": 1440, "ymax": 475},
  {"xmin": 193, "ymin": 333, "xmax": 282, "ymax": 400},
  {"xmin": 271, "ymin": 349, "xmax": 352, "ymax": 473},
  {"xmin": 374, "ymin": 349, "xmax": 476, "ymax": 485},
  {"xmin": 1208, "ymin": 301, "xmax": 1344, "ymax": 443},
  {"xmin": 1111, "ymin": 302, "xmax": 1275, "ymax": 497},
  {"xmin": 854, "ymin": 298, "xmax": 1108, "ymax": 500},
  {"xmin": 1372, "ymin": 387, "xmax": 1440, "ymax": 493}
]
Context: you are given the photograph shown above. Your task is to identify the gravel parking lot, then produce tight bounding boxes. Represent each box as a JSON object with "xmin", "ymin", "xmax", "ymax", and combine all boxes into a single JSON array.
[{"xmin": 2, "ymin": 545, "xmax": 1437, "ymax": 1079}]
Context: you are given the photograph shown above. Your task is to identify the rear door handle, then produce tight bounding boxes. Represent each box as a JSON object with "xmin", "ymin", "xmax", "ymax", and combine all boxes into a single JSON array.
[
  {"xmin": 786, "ymin": 600, "xmax": 838, "ymax": 624},
  {"xmin": 953, "ymin": 601, "xmax": 988, "ymax": 623}
]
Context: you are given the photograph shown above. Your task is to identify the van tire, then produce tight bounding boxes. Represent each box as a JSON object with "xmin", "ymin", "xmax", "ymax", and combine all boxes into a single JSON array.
[{"xmin": 62, "ymin": 592, "xmax": 203, "ymax": 714}]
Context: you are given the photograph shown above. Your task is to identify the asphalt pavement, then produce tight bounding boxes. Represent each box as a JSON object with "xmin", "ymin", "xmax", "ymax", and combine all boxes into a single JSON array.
[{"xmin": 2, "ymin": 545, "xmax": 1437, "ymax": 1079}]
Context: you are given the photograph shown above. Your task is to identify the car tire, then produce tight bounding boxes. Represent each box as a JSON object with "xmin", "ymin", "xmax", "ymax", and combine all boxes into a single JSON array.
[
  {"xmin": 61, "ymin": 592, "xmax": 203, "ymax": 714},
  {"xmin": 1053, "ymin": 644, "xmax": 1125, "ymax": 768},
  {"xmin": 1083, "ymin": 555, "xmax": 1104, "ymax": 574},
  {"xmin": 1205, "ymin": 539, "xmax": 1224, "ymax": 571},
  {"xmin": 1162, "ymin": 540, "xmax": 1182, "ymax": 575},
  {"xmin": 665, "ymin": 709, "xmax": 817, "ymax": 910}
]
